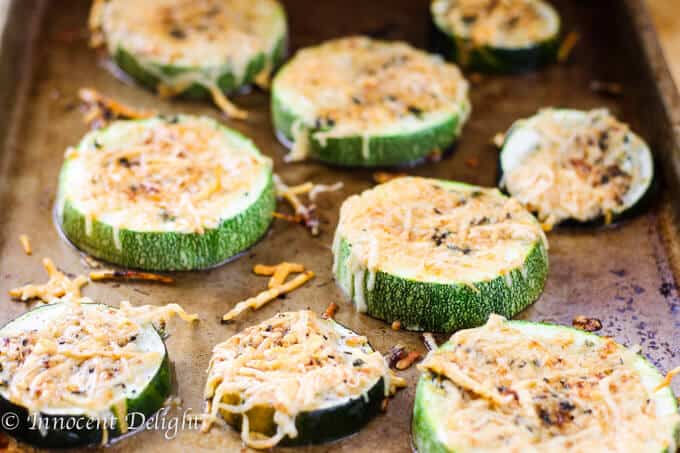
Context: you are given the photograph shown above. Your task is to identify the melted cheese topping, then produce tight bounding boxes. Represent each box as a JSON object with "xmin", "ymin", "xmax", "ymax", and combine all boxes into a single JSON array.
[
  {"xmin": 203, "ymin": 311, "xmax": 390, "ymax": 449},
  {"xmin": 0, "ymin": 299, "xmax": 195, "ymax": 424},
  {"xmin": 334, "ymin": 177, "xmax": 546, "ymax": 288},
  {"xmin": 60, "ymin": 116, "xmax": 271, "ymax": 234},
  {"xmin": 419, "ymin": 315, "xmax": 680, "ymax": 452},
  {"xmin": 432, "ymin": 0, "xmax": 559, "ymax": 48},
  {"xmin": 274, "ymin": 37, "xmax": 470, "ymax": 159},
  {"xmin": 502, "ymin": 109, "xmax": 650, "ymax": 227},
  {"xmin": 95, "ymin": 0, "xmax": 286, "ymax": 87}
]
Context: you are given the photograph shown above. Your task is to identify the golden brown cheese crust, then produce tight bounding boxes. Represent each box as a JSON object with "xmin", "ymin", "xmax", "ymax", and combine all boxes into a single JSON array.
[
  {"xmin": 334, "ymin": 177, "xmax": 546, "ymax": 284},
  {"xmin": 62, "ymin": 117, "xmax": 270, "ymax": 234},
  {"xmin": 276, "ymin": 37, "xmax": 469, "ymax": 136},
  {"xmin": 420, "ymin": 315, "xmax": 680, "ymax": 451},
  {"xmin": 433, "ymin": 0, "xmax": 558, "ymax": 47},
  {"xmin": 503, "ymin": 109, "xmax": 639, "ymax": 227}
]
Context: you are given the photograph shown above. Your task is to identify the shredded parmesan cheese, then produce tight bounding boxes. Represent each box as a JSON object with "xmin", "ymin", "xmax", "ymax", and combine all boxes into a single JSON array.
[
  {"xmin": 222, "ymin": 271, "xmax": 314, "ymax": 322},
  {"xmin": 202, "ymin": 311, "xmax": 391, "ymax": 449},
  {"xmin": 19, "ymin": 234, "xmax": 32, "ymax": 255},
  {"xmin": 9, "ymin": 258, "xmax": 88, "ymax": 304},
  {"xmin": 79, "ymin": 88, "xmax": 155, "ymax": 129},
  {"xmin": 419, "ymin": 315, "xmax": 680, "ymax": 452},
  {"xmin": 503, "ymin": 109, "xmax": 645, "ymax": 228}
]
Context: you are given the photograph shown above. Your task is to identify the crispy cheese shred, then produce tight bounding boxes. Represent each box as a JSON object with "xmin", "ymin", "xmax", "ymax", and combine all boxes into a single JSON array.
[
  {"xmin": 19, "ymin": 234, "xmax": 32, "ymax": 255},
  {"xmin": 78, "ymin": 88, "xmax": 155, "ymax": 129},
  {"xmin": 0, "ymin": 298, "xmax": 197, "ymax": 439},
  {"xmin": 655, "ymin": 366, "xmax": 680, "ymax": 393},
  {"xmin": 222, "ymin": 271, "xmax": 314, "ymax": 321},
  {"xmin": 273, "ymin": 175, "xmax": 325, "ymax": 236},
  {"xmin": 502, "ymin": 109, "xmax": 646, "ymax": 228},
  {"xmin": 419, "ymin": 314, "xmax": 680, "ymax": 452},
  {"xmin": 89, "ymin": 270, "xmax": 174, "ymax": 284},
  {"xmin": 9, "ymin": 258, "xmax": 88, "ymax": 304},
  {"xmin": 203, "ymin": 311, "xmax": 391, "ymax": 449}
]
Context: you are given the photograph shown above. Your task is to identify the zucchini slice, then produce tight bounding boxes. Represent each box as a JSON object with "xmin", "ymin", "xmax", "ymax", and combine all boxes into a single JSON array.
[
  {"xmin": 0, "ymin": 301, "xmax": 170, "ymax": 448},
  {"xmin": 431, "ymin": 0, "xmax": 561, "ymax": 73},
  {"xmin": 332, "ymin": 177, "xmax": 548, "ymax": 332},
  {"xmin": 203, "ymin": 311, "xmax": 390, "ymax": 449},
  {"xmin": 413, "ymin": 315, "xmax": 680, "ymax": 453},
  {"xmin": 91, "ymin": 0, "xmax": 287, "ymax": 114},
  {"xmin": 499, "ymin": 108, "xmax": 654, "ymax": 228},
  {"xmin": 57, "ymin": 115, "xmax": 275, "ymax": 271},
  {"xmin": 271, "ymin": 36, "xmax": 471, "ymax": 167}
]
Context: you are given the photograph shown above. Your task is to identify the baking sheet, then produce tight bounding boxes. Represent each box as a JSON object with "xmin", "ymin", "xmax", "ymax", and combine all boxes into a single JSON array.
[{"xmin": 1, "ymin": 0, "xmax": 680, "ymax": 451}]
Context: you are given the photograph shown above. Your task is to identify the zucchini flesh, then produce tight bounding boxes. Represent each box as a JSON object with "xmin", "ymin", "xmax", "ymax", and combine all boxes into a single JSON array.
[
  {"xmin": 271, "ymin": 36, "xmax": 470, "ymax": 167},
  {"xmin": 94, "ymin": 0, "xmax": 288, "ymax": 99},
  {"xmin": 333, "ymin": 177, "xmax": 548, "ymax": 332},
  {"xmin": 0, "ymin": 302, "xmax": 170, "ymax": 448},
  {"xmin": 412, "ymin": 316, "xmax": 680, "ymax": 453},
  {"xmin": 431, "ymin": 0, "xmax": 561, "ymax": 73},
  {"xmin": 56, "ymin": 115, "xmax": 275, "ymax": 271},
  {"xmin": 499, "ymin": 108, "xmax": 654, "ymax": 227}
]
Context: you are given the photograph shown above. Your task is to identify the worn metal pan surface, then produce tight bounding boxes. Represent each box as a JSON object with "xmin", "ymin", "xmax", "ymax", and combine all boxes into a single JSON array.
[{"xmin": 0, "ymin": 0, "xmax": 679, "ymax": 451}]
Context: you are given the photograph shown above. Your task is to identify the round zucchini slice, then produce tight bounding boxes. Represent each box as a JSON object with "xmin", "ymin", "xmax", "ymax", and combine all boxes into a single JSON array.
[
  {"xmin": 203, "ymin": 311, "xmax": 390, "ymax": 449},
  {"xmin": 431, "ymin": 0, "xmax": 561, "ymax": 73},
  {"xmin": 0, "ymin": 302, "xmax": 170, "ymax": 448},
  {"xmin": 90, "ymin": 0, "xmax": 287, "ymax": 115},
  {"xmin": 499, "ymin": 108, "xmax": 654, "ymax": 228},
  {"xmin": 413, "ymin": 314, "xmax": 680, "ymax": 453},
  {"xmin": 271, "ymin": 36, "xmax": 471, "ymax": 167},
  {"xmin": 332, "ymin": 176, "xmax": 548, "ymax": 332},
  {"xmin": 57, "ymin": 115, "xmax": 275, "ymax": 271}
]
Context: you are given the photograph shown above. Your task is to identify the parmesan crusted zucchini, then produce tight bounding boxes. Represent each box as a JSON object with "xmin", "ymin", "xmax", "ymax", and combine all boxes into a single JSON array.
[
  {"xmin": 499, "ymin": 108, "xmax": 654, "ymax": 228},
  {"xmin": 57, "ymin": 115, "xmax": 275, "ymax": 271},
  {"xmin": 333, "ymin": 177, "xmax": 548, "ymax": 332},
  {"xmin": 0, "ymin": 302, "xmax": 170, "ymax": 448},
  {"xmin": 431, "ymin": 0, "xmax": 561, "ymax": 73},
  {"xmin": 90, "ymin": 0, "xmax": 287, "ymax": 116},
  {"xmin": 413, "ymin": 315, "xmax": 680, "ymax": 453},
  {"xmin": 272, "ymin": 36, "xmax": 470, "ymax": 167},
  {"xmin": 203, "ymin": 311, "xmax": 390, "ymax": 449}
]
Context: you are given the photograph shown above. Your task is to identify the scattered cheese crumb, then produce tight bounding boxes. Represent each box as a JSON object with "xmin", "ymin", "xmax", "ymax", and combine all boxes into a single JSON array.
[
  {"xmin": 222, "ymin": 270, "xmax": 314, "ymax": 321},
  {"xmin": 9, "ymin": 258, "xmax": 88, "ymax": 303},
  {"xmin": 19, "ymin": 234, "xmax": 32, "ymax": 255}
]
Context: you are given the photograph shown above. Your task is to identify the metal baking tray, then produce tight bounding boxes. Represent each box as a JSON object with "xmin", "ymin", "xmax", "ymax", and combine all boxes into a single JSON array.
[{"xmin": 1, "ymin": 0, "xmax": 680, "ymax": 451}]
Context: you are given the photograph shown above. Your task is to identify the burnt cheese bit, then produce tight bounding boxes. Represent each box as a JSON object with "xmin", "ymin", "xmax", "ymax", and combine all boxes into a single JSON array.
[{"xmin": 169, "ymin": 27, "xmax": 186, "ymax": 39}]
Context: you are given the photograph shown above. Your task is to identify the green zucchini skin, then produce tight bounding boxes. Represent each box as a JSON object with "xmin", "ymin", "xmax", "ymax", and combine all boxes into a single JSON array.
[
  {"xmin": 113, "ymin": 34, "xmax": 288, "ymax": 99},
  {"xmin": 224, "ymin": 372, "xmax": 385, "ymax": 446},
  {"xmin": 58, "ymin": 175, "xmax": 275, "ymax": 272},
  {"xmin": 431, "ymin": 24, "xmax": 561, "ymax": 74},
  {"xmin": 282, "ymin": 377, "xmax": 385, "ymax": 446},
  {"xmin": 271, "ymin": 92, "xmax": 468, "ymax": 168},
  {"xmin": 335, "ymin": 238, "xmax": 548, "ymax": 333},
  {"xmin": 412, "ymin": 322, "xmax": 680, "ymax": 453},
  {"xmin": 0, "ymin": 304, "xmax": 171, "ymax": 448}
]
